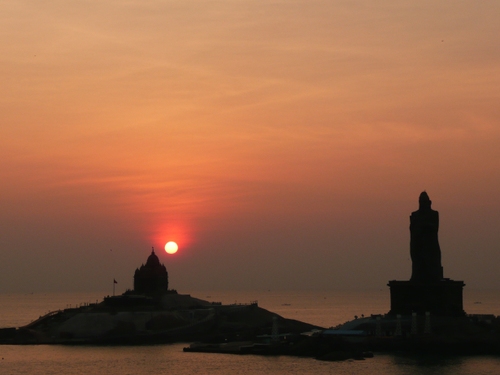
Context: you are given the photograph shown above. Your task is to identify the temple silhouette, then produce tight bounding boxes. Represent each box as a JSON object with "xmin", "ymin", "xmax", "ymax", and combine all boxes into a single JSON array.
[
  {"xmin": 133, "ymin": 247, "xmax": 169, "ymax": 295},
  {"xmin": 388, "ymin": 192, "xmax": 465, "ymax": 316}
]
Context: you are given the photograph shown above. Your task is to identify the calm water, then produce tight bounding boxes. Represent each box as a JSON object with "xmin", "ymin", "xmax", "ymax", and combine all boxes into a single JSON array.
[{"xmin": 1, "ymin": 290, "xmax": 500, "ymax": 374}]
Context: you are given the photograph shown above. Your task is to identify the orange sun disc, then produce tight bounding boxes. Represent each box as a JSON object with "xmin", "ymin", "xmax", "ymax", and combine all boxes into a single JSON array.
[{"xmin": 165, "ymin": 241, "xmax": 178, "ymax": 254}]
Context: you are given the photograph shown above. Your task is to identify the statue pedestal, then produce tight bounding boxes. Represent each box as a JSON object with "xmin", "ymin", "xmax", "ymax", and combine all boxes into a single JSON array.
[{"xmin": 387, "ymin": 279, "xmax": 465, "ymax": 316}]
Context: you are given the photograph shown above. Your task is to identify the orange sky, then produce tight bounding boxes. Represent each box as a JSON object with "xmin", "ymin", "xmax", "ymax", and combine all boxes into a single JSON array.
[{"xmin": 1, "ymin": 1, "xmax": 499, "ymax": 293}]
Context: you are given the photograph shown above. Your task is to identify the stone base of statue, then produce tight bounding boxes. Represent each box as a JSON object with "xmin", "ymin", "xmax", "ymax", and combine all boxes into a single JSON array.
[{"xmin": 387, "ymin": 279, "xmax": 465, "ymax": 316}]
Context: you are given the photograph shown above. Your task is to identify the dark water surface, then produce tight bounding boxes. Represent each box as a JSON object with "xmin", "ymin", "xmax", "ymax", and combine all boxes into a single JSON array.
[{"xmin": 2, "ymin": 344, "xmax": 500, "ymax": 375}]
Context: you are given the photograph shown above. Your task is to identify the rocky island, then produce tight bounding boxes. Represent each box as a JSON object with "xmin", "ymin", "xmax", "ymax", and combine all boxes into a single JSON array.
[
  {"xmin": 0, "ymin": 248, "xmax": 320, "ymax": 346},
  {"xmin": 2, "ymin": 193, "xmax": 500, "ymax": 360}
]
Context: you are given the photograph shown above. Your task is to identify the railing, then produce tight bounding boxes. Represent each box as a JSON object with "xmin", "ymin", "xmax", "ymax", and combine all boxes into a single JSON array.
[
  {"xmin": 22, "ymin": 310, "xmax": 62, "ymax": 329},
  {"xmin": 230, "ymin": 300, "xmax": 258, "ymax": 306}
]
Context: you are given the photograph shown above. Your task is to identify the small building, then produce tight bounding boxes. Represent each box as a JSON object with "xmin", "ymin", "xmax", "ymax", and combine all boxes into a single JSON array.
[{"xmin": 134, "ymin": 248, "xmax": 169, "ymax": 295}]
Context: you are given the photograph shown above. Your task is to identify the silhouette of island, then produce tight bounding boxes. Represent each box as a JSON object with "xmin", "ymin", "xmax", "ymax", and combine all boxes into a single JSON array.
[
  {"xmin": 2, "ymin": 195, "xmax": 500, "ymax": 358},
  {"xmin": 0, "ymin": 249, "xmax": 318, "ymax": 345}
]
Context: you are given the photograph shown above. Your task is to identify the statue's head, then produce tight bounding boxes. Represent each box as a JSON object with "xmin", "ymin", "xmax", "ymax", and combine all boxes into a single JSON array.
[{"xmin": 419, "ymin": 191, "xmax": 431, "ymax": 209}]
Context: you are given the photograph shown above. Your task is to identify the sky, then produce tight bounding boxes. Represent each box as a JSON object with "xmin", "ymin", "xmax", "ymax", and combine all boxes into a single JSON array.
[{"xmin": 1, "ymin": 0, "xmax": 499, "ymax": 294}]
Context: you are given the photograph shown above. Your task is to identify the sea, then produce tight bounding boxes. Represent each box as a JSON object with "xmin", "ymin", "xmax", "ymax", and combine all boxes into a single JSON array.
[{"xmin": 1, "ymin": 289, "xmax": 500, "ymax": 375}]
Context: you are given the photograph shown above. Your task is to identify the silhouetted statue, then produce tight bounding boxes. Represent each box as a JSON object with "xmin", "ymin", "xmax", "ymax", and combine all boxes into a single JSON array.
[{"xmin": 410, "ymin": 192, "xmax": 443, "ymax": 283}]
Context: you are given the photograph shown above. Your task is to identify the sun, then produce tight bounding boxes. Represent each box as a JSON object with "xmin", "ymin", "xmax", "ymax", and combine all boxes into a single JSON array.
[{"xmin": 165, "ymin": 241, "xmax": 178, "ymax": 254}]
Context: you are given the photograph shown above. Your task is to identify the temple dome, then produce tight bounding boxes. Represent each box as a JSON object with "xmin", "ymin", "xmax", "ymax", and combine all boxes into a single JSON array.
[
  {"xmin": 145, "ymin": 249, "xmax": 161, "ymax": 267},
  {"xmin": 134, "ymin": 248, "xmax": 168, "ymax": 295}
]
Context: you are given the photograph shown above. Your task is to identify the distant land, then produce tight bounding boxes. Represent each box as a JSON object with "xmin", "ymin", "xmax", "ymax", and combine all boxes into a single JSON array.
[{"xmin": 2, "ymin": 196, "xmax": 500, "ymax": 360}]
